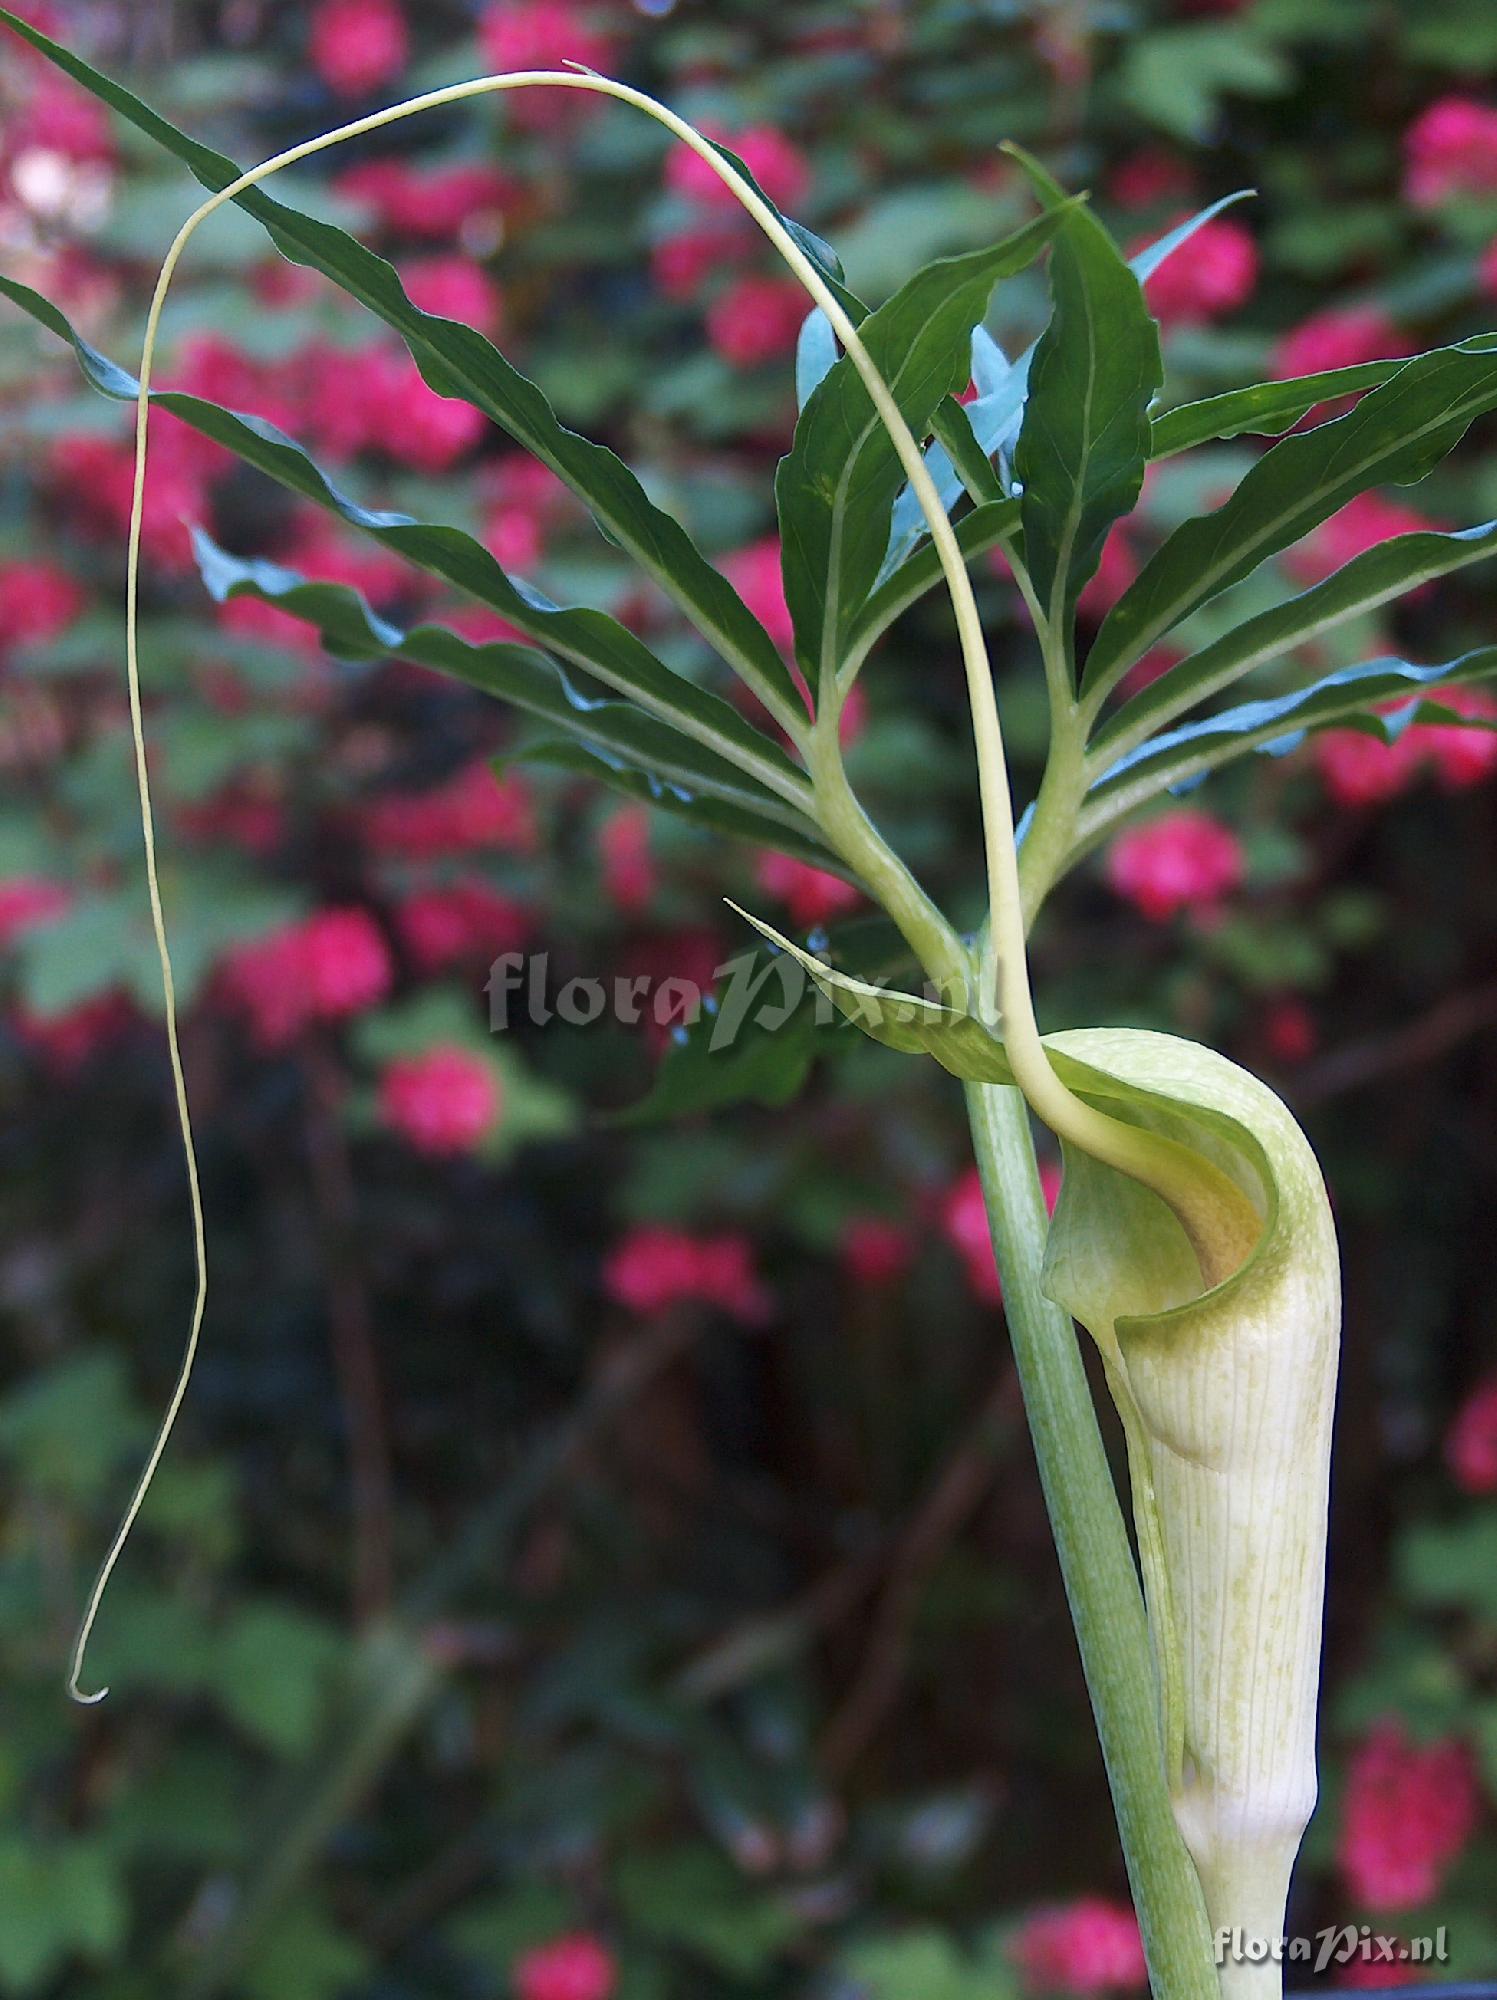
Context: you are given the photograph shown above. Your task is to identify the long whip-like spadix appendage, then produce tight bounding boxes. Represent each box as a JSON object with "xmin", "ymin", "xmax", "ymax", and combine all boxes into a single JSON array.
[{"xmin": 73, "ymin": 61, "xmax": 1153, "ymax": 1700}]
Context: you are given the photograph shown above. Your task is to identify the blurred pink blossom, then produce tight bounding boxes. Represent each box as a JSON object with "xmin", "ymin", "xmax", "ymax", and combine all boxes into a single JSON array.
[
  {"xmin": 1141, "ymin": 218, "xmax": 1257, "ymax": 326},
  {"xmin": 755, "ymin": 852, "xmax": 860, "ymax": 928},
  {"xmin": 1106, "ymin": 810, "xmax": 1244, "ymax": 922},
  {"xmin": 1338, "ymin": 1719, "xmax": 1481, "ymax": 1911},
  {"xmin": 602, "ymin": 1226, "xmax": 772, "ymax": 1324},
  {"xmin": 1445, "ymin": 1377, "xmax": 1497, "ymax": 1494},
  {"xmin": 309, "ymin": 0, "xmax": 409, "ymax": 98},
  {"xmin": 1403, "ymin": 97, "xmax": 1497, "ymax": 207},
  {"xmin": 706, "ymin": 274, "xmax": 807, "ymax": 368},
  {"xmin": 1011, "ymin": 1896, "xmax": 1148, "ymax": 1995},
  {"xmin": 380, "ymin": 1045, "xmax": 500, "ymax": 1155}
]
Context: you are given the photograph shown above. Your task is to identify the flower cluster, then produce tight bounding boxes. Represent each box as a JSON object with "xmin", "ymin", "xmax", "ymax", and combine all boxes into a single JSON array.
[
  {"xmin": 601, "ymin": 1225, "xmax": 774, "ymax": 1325},
  {"xmin": 1337, "ymin": 1720, "xmax": 1482, "ymax": 1911},
  {"xmin": 1105, "ymin": 811, "xmax": 1245, "ymax": 923},
  {"xmin": 1010, "ymin": 1897, "xmax": 1147, "ymax": 1995}
]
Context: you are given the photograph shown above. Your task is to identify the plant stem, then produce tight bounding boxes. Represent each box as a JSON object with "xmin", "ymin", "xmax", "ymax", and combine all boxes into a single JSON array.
[{"xmin": 963, "ymin": 1079, "xmax": 1219, "ymax": 2000}]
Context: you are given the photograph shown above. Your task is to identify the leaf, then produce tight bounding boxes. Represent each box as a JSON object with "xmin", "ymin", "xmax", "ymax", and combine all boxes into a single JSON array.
[
  {"xmin": 878, "ymin": 194, "xmax": 1248, "ymax": 579},
  {"xmin": 795, "ymin": 307, "xmax": 839, "ymax": 409},
  {"xmin": 214, "ymin": 1603, "xmax": 342, "ymax": 1756},
  {"xmin": 447, "ymin": 1886, "xmax": 578, "ymax": 1976},
  {"xmin": 1, "ymin": 275, "xmax": 811, "ymax": 812},
  {"xmin": 842, "ymin": 1931, "xmax": 1015, "ymax": 2000},
  {"xmin": 0, "ymin": 8, "xmax": 802, "ymax": 725},
  {"xmin": 931, "ymin": 394, "xmax": 1005, "ymax": 506},
  {"xmin": 1093, "ymin": 519, "xmax": 1497, "ymax": 765},
  {"xmin": 513, "ymin": 740, "xmax": 840, "ymax": 871},
  {"xmin": 612, "ymin": 1847, "xmax": 797, "ymax": 1979},
  {"xmin": 1010, "ymin": 147, "xmax": 1163, "ymax": 633},
  {"xmin": 1396, "ymin": 1516, "xmax": 1497, "ymax": 1621},
  {"xmin": 1084, "ymin": 340, "xmax": 1497, "ymax": 697},
  {"xmin": 1149, "ymin": 359, "xmax": 1413, "ymax": 459},
  {"xmin": 726, "ymin": 903, "xmax": 1012, "ymax": 1085},
  {"xmin": 849, "ymin": 500, "xmax": 1020, "ymax": 666},
  {"xmin": 1128, "ymin": 189, "xmax": 1256, "ymax": 282},
  {"xmin": 189, "ymin": 532, "xmax": 828, "ymax": 856},
  {"xmin": 1079, "ymin": 649, "xmax": 1497, "ymax": 837},
  {"xmin": 614, "ymin": 945, "xmax": 827, "ymax": 1124},
  {"xmin": 0, "ymin": 1352, "xmax": 142, "ymax": 1501},
  {"xmin": 774, "ymin": 204, "xmax": 1070, "ymax": 688},
  {"xmin": 0, "ymin": 1842, "xmax": 126, "ymax": 1995},
  {"xmin": 1119, "ymin": 23, "xmax": 1291, "ymax": 141},
  {"xmin": 238, "ymin": 1899, "xmax": 370, "ymax": 2000}
]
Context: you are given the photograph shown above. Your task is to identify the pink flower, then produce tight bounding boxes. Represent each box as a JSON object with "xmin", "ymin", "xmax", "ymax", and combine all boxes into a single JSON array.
[
  {"xmin": 218, "ymin": 908, "xmax": 392, "ymax": 1048},
  {"xmin": 841, "ymin": 1215, "xmax": 913, "ymax": 1288},
  {"xmin": 1403, "ymin": 97, "xmax": 1497, "ymax": 208},
  {"xmin": 512, "ymin": 1933, "xmax": 617, "ymax": 2000},
  {"xmin": 755, "ymin": 853, "xmax": 860, "ymax": 929},
  {"xmin": 666, "ymin": 125, "xmax": 809, "ymax": 214},
  {"xmin": 1287, "ymin": 493, "xmax": 1433, "ymax": 590},
  {"xmin": 13, "ymin": 991, "xmax": 133, "ymax": 1074},
  {"xmin": 486, "ymin": 504, "xmax": 544, "ymax": 573},
  {"xmin": 1419, "ymin": 686, "xmax": 1497, "ymax": 790},
  {"xmin": 1141, "ymin": 218, "xmax": 1257, "ymax": 326},
  {"xmin": 50, "ymin": 428, "xmax": 207, "ymax": 572},
  {"xmin": 362, "ymin": 763, "xmax": 537, "ymax": 859},
  {"xmin": 1116, "ymin": 645, "xmax": 1181, "ymax": 701},
  {"xmin": 379, "ymin": 354, "xmax": 487, "ymax": 472},
  {"xmin": 217, "ymin": 925, "xmax": 316, "ymax": 1050},
  {"xmin": 1273, "ymin": 307, "xmax": 1410, "ymax": 382},
  {"xmin": 1109, "ymin": 149, "xmax": 1194, "ymax": 211},
  {"xmin": 380, "ymin": 1045, "xmax": 500, "ymax": 1156},
  {"xmin": 602, "ymin": 1226, "xmax": 772, "ymax": 1324},
  {"xmin": 943, "ymin": 1166, "xmax": 1002, "ymax": 1304},
  {"xmin": 598, "ymin": 805, "xmax": 655, "ymax": 915},
  {"xmin": 0, "ymin": 559, "xmax": 84, "ymax": 659},
  {"xmin": 943, "ymin": 1162, "xmax": 1061, "ymax": 1306},
  {"xmin": 338, "ymin": 159, "xmax": 513, "ymax": 239},
  {"xmin": 477, "ymin": 2, "xmax": 614, "ymax": 128},
  {"xmin": 309, "ymin": 0, "xmax": 408, "ymax": 97},
  {"xmin": 395, "ymin": 880, "xmax": 530, "ymax": 973},
  {"xmin": 1010, "ymin": 1896, "xmax": 1148, "ymax": 1995},
  {"xmin": 1264, "ymin": 998, "xmax": 1317, "ymax": 1064},
  {"xmin": 300, "ymin": 906, "xmax": 394, "ymax": 1018},
  {"xmin": 172, "ymin": 332, "xmax": 302, "ymax": 446},
  {"xmin": 1445, "ymin": 1378, "xmax": 1497, "ymax": 1494},
  {"xmin": 1076, "ymin": 526, "xmax": 1138, "ymax": 623},
  {"xmin": 9, "ymin": 75, "xmax": 115, "ymax": 163},
  {"xmin": 1106, "ymin": 810, "xmax": 1244, "ymax": 922},
  {"xmin": 706, "ymin": 275, "xmax": 807, "ymax": 369},
  {"xmin": 0, "ymin": 876, "xmax": 71, "ymax": 947},
  {"xmin": 401, "ymin": 255, "xmax": 503, "ymax": 337},
  {"xmin": 652, "ymin": 225, "xmax": 746, "ymax": 300},
  {"xmin": 1338, "ymin": 1719, "xmax": 1481, "ymax": 1911},
  {"xmin": 721, "ymin": 538, "xmax": 795, "ymax": 656},
  {"xmin": 1312, "ymin": 724, "xmax": 1422, "ymax": 808}
]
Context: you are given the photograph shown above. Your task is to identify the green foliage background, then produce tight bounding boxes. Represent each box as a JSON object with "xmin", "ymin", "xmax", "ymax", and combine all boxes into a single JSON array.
[{"xmin": 2, "ymin": 1, "xmax": 1496, "ymax": 1994}]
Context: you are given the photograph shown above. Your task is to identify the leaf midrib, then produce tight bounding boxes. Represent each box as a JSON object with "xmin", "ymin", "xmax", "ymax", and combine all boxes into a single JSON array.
[{"xmin": 1088, "ymin": 355, "xmax": 1497, "ymax": 694}]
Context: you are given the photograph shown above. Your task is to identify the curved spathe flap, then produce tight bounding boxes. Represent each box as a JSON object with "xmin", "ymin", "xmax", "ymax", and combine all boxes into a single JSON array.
[
  {"xmin": 1037, "ymin": 1029, "xmax": 1281, "ymax": 1345},
  {"xmin": 728, "ymin": 906, "xmax": 1286, "ymax": 1321}
]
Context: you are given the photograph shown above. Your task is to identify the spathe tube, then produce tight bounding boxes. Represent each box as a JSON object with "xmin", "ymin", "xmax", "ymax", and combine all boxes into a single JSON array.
[{"xmin": 733, "ymin": 911, "xmax": 1341, "ymax": 1999}]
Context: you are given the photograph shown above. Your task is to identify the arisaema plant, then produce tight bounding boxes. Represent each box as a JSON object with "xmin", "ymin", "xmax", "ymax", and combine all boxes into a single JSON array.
[{"xmin": 6, "ymin": 10, "xmax": 1497, "ymax": 1995}]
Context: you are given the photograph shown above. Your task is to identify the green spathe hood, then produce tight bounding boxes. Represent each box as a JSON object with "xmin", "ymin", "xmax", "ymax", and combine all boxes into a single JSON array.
[
  {"xmin": 1038, "ymin": 1029, "xmax": 1340, "ymax": 2000},
  {"xmin": 730, "ymin": 911, "xmax": 1342, "ymax": 1997}
]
